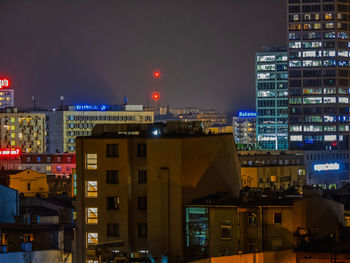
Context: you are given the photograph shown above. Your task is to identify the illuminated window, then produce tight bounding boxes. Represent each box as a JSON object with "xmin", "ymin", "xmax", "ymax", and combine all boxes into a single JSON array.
[
  {"xmin": 289, "ymin": 42, "xmax": 301, "ymax": 49},
  {"xmin": 289, "ymin": 61, "xmax": 302, "ymax": 67},
  {"xmin": 257, "ymin": 55, "xmax": 275, "ymax": 62},
  {"xmin": 86, "ymin": 154, "xmax": 97, "ymax": 170},
  {"xmin": 339, "ymin": 125, "xmax": 349, "ymax": 132},
  {"xmin": 86, "ymin": 232, "xmax": 98, "ymax": 246},
  {"xmin": 11, "ymin": 125, "xmax": 15, "ymax": 131},
  {"xmin": 46, "ymin": 165, "xmax": 51, "ymax": 171},
  {"xmin": 303, "ymin": 97, "xmax": 322, "ymax": 104},
  {"xmin": 290, "ymin": 125, "xmax": 302, "ymax": 132},
  {"xmin": 87, "ymin": 260, "xmax": 99, "ymax": 263},
  {"xmin": 86, "ymin": 208, "xmax": 98, "ymax": 224},
  {"xmin": 339, "ymin": 97, "xmax": 349, "ymax": 104},
  {"xmin": 324, "ymin": 116, "xmax": 336, "ymax": 122},
  {"xmin": 10, "ymin": 141, "xmax": 15, "ymax": 146},
  {"xmin": 10, "ymin": 133, "xmax": 15, "ymax": 138},
  {"xmin": 338, "ymin": 50, "xmax": 348, "ymax": 57},
  {"xmin": 10, "ymin": 118, "xmax": 15, "ymax": 123},
  {"xmin": 324, "ymin": 97, "xmax": 336, "ymax": 104},
  {"xmin": 324, "ymin": 126, "xmax": 336, "ymax": 132},
  {"xmin": 314, "ymin": 23, "xmax": 321, "ymax": 29},
  {"xmin": 324, "ymin": 88, "xmax": 336, "ymax": 94},
  {"xmin": 324, "ymin": 32, "xmax": 335, "ymax": 39},
  {"xmin": 324, "ymin": 13, "xmax": 333, "ymax": 20},
  {"xmin": 271, "ymin": 175, "xmax": 277, "ymax": 182},
  {"xmin": 325, "ymin": 22, "xmax": 334, "ymax": 29},
  {"xmin": 303, "ymin": 23, "xmax": 312, "ymax": 30},
  {"xmin": 304, "ymin": 125, "xmax": 322, "ymax": 132},
  {"xmin": 324, "ymin": 135, "xmax": 337, "ymax": 141},
  {"xmin": 220, "ymin": 220, "xmax": 232, "ymax": 239},
  {"xmin": 290, "ymin": 135, "xmax": 302, "ymax": 141},
  {"xmin": 86, "ymin": 181, "xmax": 98, "ymax": 198},
  {"xmin": 273, "ymin": 212, "xmax": 282, "ymax": 224}
]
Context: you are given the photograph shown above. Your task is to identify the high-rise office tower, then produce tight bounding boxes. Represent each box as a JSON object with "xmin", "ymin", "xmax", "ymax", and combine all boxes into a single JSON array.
[
  {"xmin": 256, "ymin": 47, "xmax": 289, "ymax": 150},
  {"xmin": 287, "ymin": 0, "xmax": 350, "ymax": 186}
]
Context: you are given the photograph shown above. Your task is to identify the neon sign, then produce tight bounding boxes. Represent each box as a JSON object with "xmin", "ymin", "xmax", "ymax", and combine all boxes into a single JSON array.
[
  {"xmin": 238, "ymin": 111, "xmax": 256, "ymax": 117},
  {"xmin": 0, "ymin": 78, "xmax": 9, "ymax": 89},
  {"xmin": 75, "ymin": 104, "xmax": 110, "ymax": 111},
  {"xmin": 0, "ymin": 148, "xmax": 21, "ymax": 156},
  {"xmin": 313, "ymin": 162, "xmax": 340, "ymax": 172}
]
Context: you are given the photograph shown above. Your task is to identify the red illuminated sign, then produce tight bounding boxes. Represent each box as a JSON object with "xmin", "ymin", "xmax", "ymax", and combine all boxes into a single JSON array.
[
  {"xmin": 0, "ymin": 148, "xmax": 21, "ymax": 156},
  {"xmin": 152, "ymin": 92, "xmax": 160, "ymax": 101},
  {"xmin": 0, "ymin": 78, "xmax": 9, "ymax": 89}
]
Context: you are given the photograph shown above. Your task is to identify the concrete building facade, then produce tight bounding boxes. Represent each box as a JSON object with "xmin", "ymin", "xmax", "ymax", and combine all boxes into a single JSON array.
[{"xmin": 75, "ymin": 122, "xmax": 241, "ymax": 263}]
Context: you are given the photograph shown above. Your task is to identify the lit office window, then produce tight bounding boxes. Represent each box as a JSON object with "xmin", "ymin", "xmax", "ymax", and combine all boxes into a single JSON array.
[
  {"xmin": 290, "ymin": 135, "xmax": 302, "ymax": 142},
  {"xmin": 303, "ymin": 97, "xmax": 322, "ymax": 104},
  {"xmin": 86, "ymin": 154, "xmax": 97, "ymax": 170},
  {"xmin": 290, "ymin": 125, "xmax": 302, "ymax": 132},
  {"xmin": 304, "ymin": 125, "xmax": 322, "ymax": 132},
  {"xmin": 86, "ymin": 208, "xmax": 98, "ymax": 224},
  {"xmin": 86, "ymin": 181, "xmax": 98, "ymax": 198},
  {"xmin": 324, "ymin": 116, "xmax": 336, "ymax": 123},
  {"xmin": 324, "ymin": 135, "xmax": 337, "ymax": 141},
  {"xmin": 86, "ymin": 232, "xmax": 98, "ymax": 246},
  {"xmin": 339, "ymin": 97, "xmax": 349, "ymax": 104},
  {"xmin": 324, "ymin": 97, "xmax": 336, "ymax": 104}
]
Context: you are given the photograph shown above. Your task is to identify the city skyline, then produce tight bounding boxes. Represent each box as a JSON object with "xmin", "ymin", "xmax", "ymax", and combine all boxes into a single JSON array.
[{"xmin": 0, "ymin": 0, "xmax": 286, "ymax": 112}]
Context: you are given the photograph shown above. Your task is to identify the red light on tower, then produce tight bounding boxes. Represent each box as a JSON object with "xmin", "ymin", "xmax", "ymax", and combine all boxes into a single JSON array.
[
  {"xmin": 152, "ymin": 92, "xmax": 160, "ymax": 101},
  {"xmin": 153, "ymin": 71, "xmax": 160, "ymax": 78}
]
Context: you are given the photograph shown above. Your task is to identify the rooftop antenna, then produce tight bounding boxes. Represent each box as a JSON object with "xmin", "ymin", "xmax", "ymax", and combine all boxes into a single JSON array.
[
  {"xmin": 32, "ymin": 96, "xmax": 36, "ymax": 111},
  {"xmin": 60, "ymin": 96, "xmax": 65, "ymax": 110}
]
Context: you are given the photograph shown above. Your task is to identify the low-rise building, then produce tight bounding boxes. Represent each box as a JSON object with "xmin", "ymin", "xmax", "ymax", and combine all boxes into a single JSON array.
[
  {"xmin": 9, "ymin": 169, "xmax": 49, "ymax": 197},
  {"xmin": 75, "ymin": 122, "xmax": 241, "ymax": 263}
]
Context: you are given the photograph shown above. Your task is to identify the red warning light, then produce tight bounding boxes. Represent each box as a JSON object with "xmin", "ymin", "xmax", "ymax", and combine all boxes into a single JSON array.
[
  {"xmin": 152, "ymin": 92, "xmax": 160, "ymax": 101},
  {"xmin": 153, "ymin": 71, "xmax": 160, "ymax": 78}
]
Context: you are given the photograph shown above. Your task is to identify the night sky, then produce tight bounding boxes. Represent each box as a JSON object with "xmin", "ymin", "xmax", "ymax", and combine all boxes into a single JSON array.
[{"xmin": 0, "ymin": 0, "xmax": 286, "ymax": 113}]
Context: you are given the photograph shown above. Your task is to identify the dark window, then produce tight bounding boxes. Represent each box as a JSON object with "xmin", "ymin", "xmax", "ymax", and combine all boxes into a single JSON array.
[
  {"xmin": 27, "ymin": 183, "xmax": 31, "ymax": 191},
  {"xmin": 137, "ymin": 143, "xmax": 147, "ymax": 157},
  {"xmin": 138, "ymin": 197, "xmax": 147, "ymax": 210},
  {"xmin": 248, "ymin": 212, "xmax": 257, "ymax": 226},
  {"xmin": 274, "ymin": 212, "xmax": 282, "ymax": 224},
  {"xmin": 289, "ymin": 5, "xmax": 301, "ymax": 12},
  {"xmin": 138, "ymin": 223, "xmax": 147, "ymax": 237},
  {"xmin": 137, "ymin": 170, "xmax": 147, "ymax": 184},
  {"xmin": 107, "ymin": 223, "xmax": 119, "ymax": 237},
  {"xmin": 107, "ymin": 197, "xmax": 120, "ymax": 210},
  {"xmin": 106, "ymin": 170, "xmax": 119, "ymax": 184},
  {"xmin": 106, "ymin": 144, "xmax": 119, "ymax": 157}
]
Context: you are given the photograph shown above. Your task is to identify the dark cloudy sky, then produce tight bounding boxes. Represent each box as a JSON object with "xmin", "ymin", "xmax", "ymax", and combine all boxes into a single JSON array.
[{"xmin": 0, "ymin": 0, "xmax": 286, "ymax": 113}]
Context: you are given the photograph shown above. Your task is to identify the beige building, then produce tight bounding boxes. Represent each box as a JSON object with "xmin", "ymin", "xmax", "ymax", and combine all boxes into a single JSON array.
[
  {"xmin": 241, "ymin": 166, "xmax": 306, "ymax": 191},
  {"xmin": 75, "ymin": 122, "xmax": 241, "ymax": 263},
  {"xmin": 9, "ymin": 169, "xmax": 49, "ymax": 197},
  {"xmin": 46, "ymin": 107, "xmax": 154, "ymax": 153},
  {"xmin": 0, "ymin": 109, "xmax": 46, "ymax": 153}
]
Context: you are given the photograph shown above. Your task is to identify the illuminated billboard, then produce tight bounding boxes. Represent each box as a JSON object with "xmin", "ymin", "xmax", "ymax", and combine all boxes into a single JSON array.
[
  {"xmin": 0, "ymin": 148, "xmax": 21, "ymax": 157},
  {"xmin": 313, "ymin": 162, "xmax": 340, "ymax": 172},
  {"xmin": 0, "ymin": 78, "xmax": 9, "ymax": 89},
  {"xmin": 238, "ymin": 111, "xmax": 256, "ymax": 117}
]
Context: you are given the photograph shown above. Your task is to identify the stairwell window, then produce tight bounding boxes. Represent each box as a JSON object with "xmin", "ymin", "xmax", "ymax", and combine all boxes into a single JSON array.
[{"xmin": 86, "ymin": 154, "xmax": 97, "ymax": 170}]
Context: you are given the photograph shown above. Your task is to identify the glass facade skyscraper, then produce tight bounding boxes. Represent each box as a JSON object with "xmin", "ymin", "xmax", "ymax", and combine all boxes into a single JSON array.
[
  {"xmin": 256, "ymin": 48, "xmax": 289, "ymax": 150},
  {"xmin": 287, "ymin": 0, "xmax": 350, "ymax": 186}
]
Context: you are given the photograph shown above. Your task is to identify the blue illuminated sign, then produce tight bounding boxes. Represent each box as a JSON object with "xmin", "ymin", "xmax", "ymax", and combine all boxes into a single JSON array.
[
  {"xmin": 313, "ymin": 162, "xmax": 340, "ymax": 172},
  {"xmin": 75, "ymin": 104, "xmax": 111, "ymax": 111},
  {"xmin": 238, "ymin": 111, "xmax": 256, "ymax": 117}
]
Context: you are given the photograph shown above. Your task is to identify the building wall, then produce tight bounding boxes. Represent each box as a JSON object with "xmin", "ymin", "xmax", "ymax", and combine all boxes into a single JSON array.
[
  {"xmin": 9, "ymin": 169, "xmax": 49, "ymax": 197},
  {"xmin": 0, "ymin": 185, "xmax": 18, "ymax": 223},
  {"xmin": 0, "ymin": 111, "xmax": 46, "ymax": 153},
  {"xmin": 76, "ymin": 133, "xmax": 241, "ymax": 263},
  {"xmin": 0, "ymin": 89, "xmax": 14, "ymax": 108},
  {"xmin": 241, "ymin": 165, "xmax": 306, "ymax": 191},
  {"xmin": 0, "ymin": 250, "xmax": 72, "ymax": 263}
]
